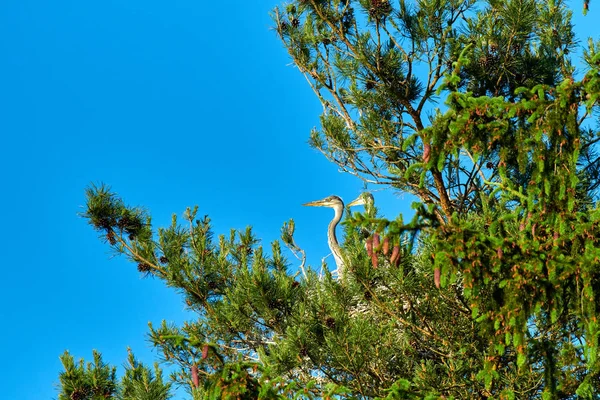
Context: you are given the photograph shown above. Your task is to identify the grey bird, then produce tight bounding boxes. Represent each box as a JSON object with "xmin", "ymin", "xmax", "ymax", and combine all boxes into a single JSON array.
[
  {"xmin": 347, "ymin": 192, "xmax": 375, "ymax": 215},
  {"xmin": 303, "ymin": 195, "xmax": 345, "ymax": 278}
]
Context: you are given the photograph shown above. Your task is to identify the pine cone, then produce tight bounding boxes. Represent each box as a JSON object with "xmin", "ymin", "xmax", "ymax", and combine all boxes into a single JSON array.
[
  {"xmin": 106, "ymin": 231, "xmax": 117, "ymax": 245},
  {"xmin": 137, "ymin": 262, "xmax": 151, "ymax": 273},
  {"xmin": 70, "ymin": 389, "xmax": 85, "ymax": 400},
  {"xmin": 478, "ymin": 55, "xmax": 489, "ymax": 69},
  {"xmin": 369, "ymin": 0, "xmax": 391, "ymax": 18},
  {"xmin": 372, "ymin": 233, "xmax": 380, "ymax": 250},
  {"xmin": 390, "ymin": 245, "xmax": 400, "ymax": 265},
  {"xmin": 371, "ymin": 252, "xmax": 379, "ymax": 269},
  {"xmin": 191, "ymin": 364, "xmax": 199, "ymax": 388},
  {"xmin": 207, "ymin": 280, "xmax": 218, "ymax": 290},
  {"xmin": 96, "ymin": 217, "xmax": 113, "ymax": 230},
  {"xmin": 159, "ymin": 256, "xmax": 168, "ymax": 264},
  {"xmin": 325, "ymin": 317, "xmax": 336, "ymax": 329},
  {"xmin": 117, "ymin": 215, "xmax": 130, "ymax": 230},
  {"xmin": 382, "ymin": 237, "xmax": 390, "ymax": 255},
  {"xmin": 479, "ymin": 53, "xmax": 497, "ymax": 69},
  {"xmin": 423, "ymin": 143, "xmax": 431, "ymax": 164}
]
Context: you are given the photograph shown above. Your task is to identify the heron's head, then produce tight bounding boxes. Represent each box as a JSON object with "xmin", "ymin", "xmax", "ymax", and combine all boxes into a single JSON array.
[
  {"xmin": 303, "ymin": 195, "xmax": 344, "ymax": 208},
  {"xmin": 347, "ymin": 192, "xmax": 374, "ymax": 208}
]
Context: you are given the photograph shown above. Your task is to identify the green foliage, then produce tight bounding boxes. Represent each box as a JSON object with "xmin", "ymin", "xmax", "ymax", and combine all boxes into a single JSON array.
[
  {"xmin": 58, "ymin": 350, "xmax": 118, "ymax": 400},
  {"xmin": 121, "ymin": 349, "xmax": 172, "ymax": 400},
  {"xmin": 272, "ymin": 0, "xmax": 600, "ymax": 396},
  {"xmin": 59, "ymin": 0, "xmax": 600, "ymax": 398},
  {"xmin": 58, "ymin": 349, "xmax": 171, "ymax": 400},
  {"xmin": 72, "ymin": 184, "xmax": 541, "ymax": 398}
]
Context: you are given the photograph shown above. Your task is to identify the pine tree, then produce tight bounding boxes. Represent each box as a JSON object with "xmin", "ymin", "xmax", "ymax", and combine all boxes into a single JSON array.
[
  {"xmin": 274, "ymin": 0, "xmax": 600, "ymax": 397},
  {"xmin": 57, "ymin": 0, "xmax": 600, "ymax": 398},
  {"xmin": 57, "ymin": 349, "xmax": 171, "ymax": 400}
]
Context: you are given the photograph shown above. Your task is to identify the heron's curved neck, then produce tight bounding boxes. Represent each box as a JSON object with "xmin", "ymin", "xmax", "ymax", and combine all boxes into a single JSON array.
[
  {"xmin": 365, "ymin": 203, "xmax": 376, "ymax": 218},
  {"xmin": 328, "ymin": 204, "xmax": 344, "ymax": 272}
]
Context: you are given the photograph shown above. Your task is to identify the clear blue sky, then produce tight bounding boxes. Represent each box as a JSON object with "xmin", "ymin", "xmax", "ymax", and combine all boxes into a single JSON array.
[{"xmin": 0, "ymin": 1, "xmax": 596, "ymax": 399}]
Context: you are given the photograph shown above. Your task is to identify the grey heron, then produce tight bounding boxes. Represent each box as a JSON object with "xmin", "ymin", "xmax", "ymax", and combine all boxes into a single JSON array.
[
  {"xmin": 348, "ymin": 192, "xmax": 381, "ymax": 266},
  {"xmin": 347, "ymin": 192, "xmax": 375, "ymax": 215},
  {"xmin": 303, "ymin": 195, "xmax": 345, "ymax": 277}
]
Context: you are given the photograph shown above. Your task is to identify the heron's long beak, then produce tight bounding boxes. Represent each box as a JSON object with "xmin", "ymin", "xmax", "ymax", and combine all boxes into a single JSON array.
[
  {"xmin": 347, "ymin": 197, "xmax": 364, "ymax": 208},
  {"xmin": 303, "ymin": 199, "xmax": 328, "ymax": 207}
]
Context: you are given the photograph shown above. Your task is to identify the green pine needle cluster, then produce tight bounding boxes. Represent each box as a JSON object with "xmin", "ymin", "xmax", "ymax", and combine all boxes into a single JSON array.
[{"xmin": 58, "ymin": 349, "xmax": 171, "ymax": 400}]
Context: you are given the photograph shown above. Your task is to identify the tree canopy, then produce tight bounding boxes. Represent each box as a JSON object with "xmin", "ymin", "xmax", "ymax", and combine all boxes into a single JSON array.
[{"xmin": 57, "ymin": 0, "xmax": 600, "ymax": 398}]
